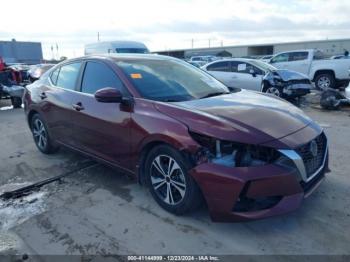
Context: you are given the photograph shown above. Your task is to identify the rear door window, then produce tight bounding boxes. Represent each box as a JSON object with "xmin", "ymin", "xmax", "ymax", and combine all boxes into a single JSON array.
[
  {"xmin": 271, "ymin": 53, "xmax": 289, "ymax": 63},
  {"xmin": 56, "ymin": 62, "xmax": 82, "ymax": 90},
  {"xmin": 230, "ymin": 61, "xmax": 240, "ymax": 72},
  {"xmin": 234, "ymin": 62, "xmax": 263, "ymax": 75},
  {"xmin": 289, "ymin": 52, "xmax": 308, "ymax": 61},
  {"xmin": 207, "ymin": 61, "xmax": 230, "ymax": 72},
  {"xmin": 81, "ymin": 61, "xmax": 124, "ymax": 95}
]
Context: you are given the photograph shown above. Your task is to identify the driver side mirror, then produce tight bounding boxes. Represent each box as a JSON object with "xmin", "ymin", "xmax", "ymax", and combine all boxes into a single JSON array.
[
  {"xmin": 249, "ymin": 69, "xmax": 257, "ymax": 77},
  {"xmin": 94, "ymin": 87, "xmax": 123, "ymax": 103}
]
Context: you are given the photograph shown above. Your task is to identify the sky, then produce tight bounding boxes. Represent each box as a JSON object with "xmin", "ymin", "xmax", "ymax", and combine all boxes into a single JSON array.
[{"xmin": 1, "ymin": 0, "xmax": 350, "ymax": 59}]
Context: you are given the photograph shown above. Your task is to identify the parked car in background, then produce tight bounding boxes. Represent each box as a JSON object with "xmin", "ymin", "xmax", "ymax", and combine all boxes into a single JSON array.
[
  {"xmin": 8, "ymin": 64, "xmax": 31, "ymax": 83},
  {"xmin": 260, "ymin": 55, "xmax": 273, "ymax": 63},
  {"xmin": 269, "ymin": 49, "xmax": 350, "ymax": 90},
  {"xmin": 0, "ymin": 81, "xmax": 23, "ymax": 108},
  {"xmin": 331, "ymin": 55, "xmax": 345, "ymax": 59},
  {"xmin": 24, "ymin": 54, "xmax": 328, "ymax": 222},
  {"xmin": 84, "ymin": 41, "xmax": 149, "ymax": 55},
  {"xmin": 330, "ymin": 55, "xmax": 350, "ymax": 60},
  {"xmin": 202, "ymin": 58, "xmax": 311, "ymax": 98},
  {"xmin": 27, "ymin": 64, "xmax": 55, "ymax": 83},
  {"xmin": 0, "ymin": 58, "xmax": 25, "ymax": 108},
  {"xmin": 187, "ymin": 61, "xmax": 203, "ymax": 68},
  {"xmin": 189, "ymin": 55, "xmax": 219, "ymax": 64}
]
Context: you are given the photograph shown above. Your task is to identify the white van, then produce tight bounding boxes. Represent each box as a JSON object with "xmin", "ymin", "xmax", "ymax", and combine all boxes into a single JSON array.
[{"xmin": 84, "ymin": 41, "xmax": 149, "ymax": 55}]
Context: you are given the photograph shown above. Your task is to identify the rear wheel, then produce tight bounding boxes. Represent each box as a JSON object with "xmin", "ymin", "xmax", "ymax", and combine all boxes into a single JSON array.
[
  {"xmin": 145, "ymin": 145, "xmax": 202, "ymax": 215},
  {"xmin": 315, "ymin": 73, "xmax": 335, "ymax": 90},
  {"xmin": 31, "ymin": 114, "xmax": 59, "ymax": 154},
  {"xmin": 11, "ymin": 97, "xmax": 22, "ymax": 108}
]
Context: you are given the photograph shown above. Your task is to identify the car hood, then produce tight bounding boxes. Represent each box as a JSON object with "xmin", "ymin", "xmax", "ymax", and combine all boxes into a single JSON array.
[
  {"xmin": 155, "ymin": 90, "xmax": 320, "ymax": 148},
  {"xmin": 271, "ymin": 69, "xmax": 309, "ymax": 81}
]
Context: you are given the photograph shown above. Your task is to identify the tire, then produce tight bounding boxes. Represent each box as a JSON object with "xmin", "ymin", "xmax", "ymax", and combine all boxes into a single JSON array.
[
  {"xmin": 315, "ymin": 73, "xmax": 335, "ymax": 90},
  {"xmin": 145, "ymin": 144, "xmax": 202, "ymax": 215},
  {"xmin": 30, "ymin": 114, "xmax": 59, "ymax": 154},
  {"xmin": 11, "ymin": 97, "xmax": 22, "ymax": 108},
  {"xmin": 263, "ymin": 85, "xmax": 283, "ymax": 97}
]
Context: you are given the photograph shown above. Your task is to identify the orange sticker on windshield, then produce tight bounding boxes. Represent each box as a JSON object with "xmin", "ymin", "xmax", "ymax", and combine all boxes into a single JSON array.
[{"xmin": 131, "ymin": 73, "xmax": 142, "ymax": 79}]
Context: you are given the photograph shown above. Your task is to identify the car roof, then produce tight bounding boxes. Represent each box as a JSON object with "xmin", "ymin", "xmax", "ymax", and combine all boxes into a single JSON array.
[
  {"xmin": 273, "ymin": 49, "xmax": 315, "ymax": 55},
  {"xmin": 205, "ymin": 57, "xmax": 255, "ymax": 65},
  {"xmin": 65, "ymin": 53, "xmax": 180, "ymax": 63},
  {"xmin": 85, "ymin": 41, "xmax": 147, "ymax": 48}
]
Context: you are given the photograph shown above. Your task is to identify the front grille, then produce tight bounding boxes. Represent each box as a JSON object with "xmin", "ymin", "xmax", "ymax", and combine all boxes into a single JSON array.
[
  {"xmin": 233, "ymin": 196, "xmax": 282, "ymax": 212},
  {"xmin": 288, "ymin": 79, "xmax": 311, "ymax": 85},
  {"xmin": 295, "ymin": 132, "xmax": 327, "ymax": 178}
]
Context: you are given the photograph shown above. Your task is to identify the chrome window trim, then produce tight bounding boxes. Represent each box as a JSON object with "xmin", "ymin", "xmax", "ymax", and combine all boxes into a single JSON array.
[
  {"xmin": 48, "ymin": 76, "xmax": 83, "ymax": 95},
  {"xmin": 279, "ymin": 138, "xmax": 328, "ymax": 183},
  {"xmin": 278, "ymin": 149, "xmax": 307, "ymax": 181}
]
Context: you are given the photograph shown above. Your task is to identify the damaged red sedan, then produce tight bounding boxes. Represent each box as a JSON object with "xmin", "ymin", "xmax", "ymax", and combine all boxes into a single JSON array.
[{"xmin": 23, "ymin": 54, "xmax": 329, "ymax": 222}]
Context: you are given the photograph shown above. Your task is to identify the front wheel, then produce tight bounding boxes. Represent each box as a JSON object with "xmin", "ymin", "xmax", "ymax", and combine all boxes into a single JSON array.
[
  {"xmin": 263, "ymin": 84, "xmax": 282, "ymax": 97},
  {"xmin": 145, "ymin": 145, "xmax": 202, "ymax": 215}
]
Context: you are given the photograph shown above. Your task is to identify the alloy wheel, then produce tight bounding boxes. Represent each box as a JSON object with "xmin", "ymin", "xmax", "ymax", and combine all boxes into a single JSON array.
[
  {"xmin": 266, "ymin": 87, "xmax": 281, "ymax": 97},
  {"xmin": 32, "ymin": 118, "xmax": 48, "ymax": 150},
  {"xmin": 317, "ymin": 76, "xmax": 331, "ymax": 89},
  {"xmin": 150, "ymin": 155, "xmax": 186, "ymax": 205}
]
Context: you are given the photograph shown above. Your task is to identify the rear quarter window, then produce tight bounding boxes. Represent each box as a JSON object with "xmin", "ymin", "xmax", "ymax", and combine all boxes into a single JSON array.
[
  {"xmin": 55, "ymin": 62, "xmax": 82, "ymax": 90},
  {"xmin": 50, "ymin": 67, "xmax": 60, "ymax": 85},
  {"xmin": 289, "ymin": 52, "xmax": 308, "ymax": 61}
]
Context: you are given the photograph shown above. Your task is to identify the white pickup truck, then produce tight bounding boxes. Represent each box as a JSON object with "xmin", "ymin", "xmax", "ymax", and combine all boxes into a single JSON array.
[{"xmin": 269, "ymin": 49, "xmax": 350, "ymax": 90}]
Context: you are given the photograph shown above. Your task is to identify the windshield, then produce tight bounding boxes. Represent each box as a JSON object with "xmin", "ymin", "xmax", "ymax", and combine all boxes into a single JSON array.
[
  {"xmin": 249, "ymin": 60, "xmax": 277, "ymax": 72},
  {"xmin": 116, "ymin": 48, "xmax": 149, "ymax": 54},
  {"xmin": 116, "ymin": 59, "xmax": 230, "ymax": 102}
]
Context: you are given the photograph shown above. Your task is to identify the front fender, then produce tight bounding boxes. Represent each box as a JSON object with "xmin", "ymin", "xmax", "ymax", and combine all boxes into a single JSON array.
[
  {"xmin": 309, "ymin": 67, "xmax": 335, "ymax": 80},
  {"xmin": 137, "ymin": 133, "xmax": 199, "ymax": 154}
]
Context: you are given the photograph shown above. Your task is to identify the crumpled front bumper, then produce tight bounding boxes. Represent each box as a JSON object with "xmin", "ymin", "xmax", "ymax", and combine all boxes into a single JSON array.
[
  {"xmin": 283, "ymin": 83, "xmax": 311, "ymax": 97},
  {"xmin": 189, "ymin": 156, "xmax": 328, "ymax": 222}
]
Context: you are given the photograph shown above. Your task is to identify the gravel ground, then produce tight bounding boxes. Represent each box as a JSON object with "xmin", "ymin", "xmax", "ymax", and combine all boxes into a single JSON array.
[{"xmin": 0, "ymin": 92, "xmax": 349, "ymax": 260}]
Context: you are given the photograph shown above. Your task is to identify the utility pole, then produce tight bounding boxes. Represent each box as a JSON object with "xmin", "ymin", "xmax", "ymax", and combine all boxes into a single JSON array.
[
  {"xmin": 208, "ymin": 38, "xmax": 215, "ymax": 48},
  {"xmin": 191, "ymin": 39, "xmax": 194, "ymax": 49},
  {"xmin": 51, "ymin": 45, "xmax": 54, "ymax": 60},
  {"xmin": 98, "ymin": 32, "xmax": 100, "ymax": 42},
  {"xmin": 56, "ymin": 43, "xmax": 59, "ymax": 60}
]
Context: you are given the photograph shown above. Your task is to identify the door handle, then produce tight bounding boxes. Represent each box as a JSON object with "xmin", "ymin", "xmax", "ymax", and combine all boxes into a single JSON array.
[
  {"xmin": 72, "ymin": 102, "xmax": 84, "ymax": 111},
  {"xmin": 39, "ymin": 92, "xmax": 47, "ymax": 99}
]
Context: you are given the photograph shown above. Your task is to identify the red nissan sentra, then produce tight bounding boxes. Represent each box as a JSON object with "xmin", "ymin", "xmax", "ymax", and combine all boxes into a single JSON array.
[{"xmin": 23, "ymin": 54, "xmax": 328, "ymax": 222}]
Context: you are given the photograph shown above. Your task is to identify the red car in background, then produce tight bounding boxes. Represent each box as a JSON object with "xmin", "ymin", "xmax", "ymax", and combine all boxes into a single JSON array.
[{"xmin": 23, "ymin": 54, "xmax": 328, "ymax": 222}]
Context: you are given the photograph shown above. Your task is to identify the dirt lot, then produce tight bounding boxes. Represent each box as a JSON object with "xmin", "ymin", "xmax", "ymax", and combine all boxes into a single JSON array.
[{"xmin": 0, "ymin": 95, "xmax": 350, "ymax": 258}]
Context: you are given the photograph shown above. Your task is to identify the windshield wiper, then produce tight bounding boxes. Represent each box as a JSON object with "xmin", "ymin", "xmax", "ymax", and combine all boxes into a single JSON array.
[
  {"xmin": 200, "ymin": 91, "xmax": 230, "ymax": 99},
  {"xmin": 162, "ymin": 99, "xmax": 180, "ymax": 102}
]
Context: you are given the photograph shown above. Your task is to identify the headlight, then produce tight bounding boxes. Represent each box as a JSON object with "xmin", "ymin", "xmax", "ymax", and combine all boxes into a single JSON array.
[
  {"xmin": 273, "ymin": 77, "xmax": 284, "ymax": 86},
  {"xmin": 190, "ymin": 132, "xmax": 280, "ymax": 167}
]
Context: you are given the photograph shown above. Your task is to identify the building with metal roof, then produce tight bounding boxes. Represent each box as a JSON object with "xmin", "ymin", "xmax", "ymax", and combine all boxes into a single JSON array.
[
  {"xmin": 155, "ymin": 38, "xmax": 350, "ymax": 59},
  {"xmin": 0, "ymin": 39, "xmax": 43, "ymax": 64}
]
